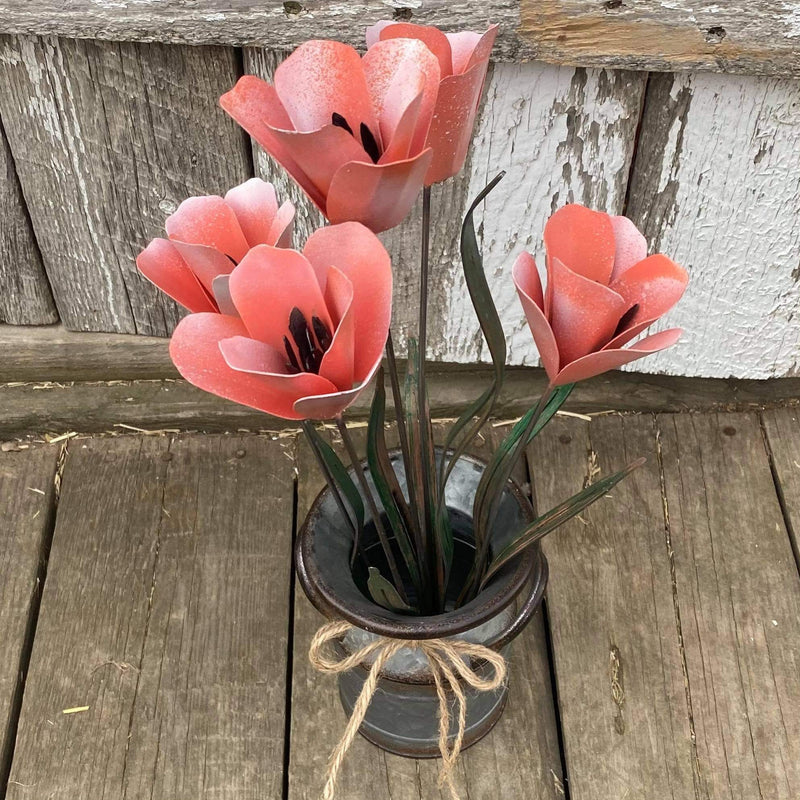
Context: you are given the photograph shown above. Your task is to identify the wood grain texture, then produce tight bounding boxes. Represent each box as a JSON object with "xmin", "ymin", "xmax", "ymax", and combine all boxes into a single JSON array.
[
  {"xmin": 520, "ymin": 0, "xmax": 800, "ymax": 78},
  {"xmin": 761, "ymin": 406, "xmax": 800, "ymax": 565},
  {"xmin": 3, "ymin": 1, "xmax": 800, "ymax": 77},
  {"xmin": 0, "ymin": 2, "xmax": 529, "ymax": 61},
  {"xmin": 0, "ymin": 35, "xmax": 251, "ymax": 335},
  {"xmin": 0, "ymin": 121, "xmax": 57, "ymax": 325},
  {"xmin": 6, "ymin": 434, "xmax": 296, "ymax": 800},
  {"xmin": 528, "ymin": 413, "xmax": 697, "ymax": 798},
  {"xmin": 289, "ymin": 423, "xmax": 564, "ymax": 800},
  {"xmin": 0, "ymin": 445, "xmax": 57, "ymax": 787},
  {"xmin": 626, "ymin": 71, "xmax": 800, "ymax": 380},
  {"xmin": 5, "ymin": 368, "xmax": 800, "ymax": 436},
  {"xmin": 657, "ymin": 412, "xmax": 800, "ymax": 798},
  {"xmin": 441, "ymin": 63, "xmax": 647, "ymax": 364}
]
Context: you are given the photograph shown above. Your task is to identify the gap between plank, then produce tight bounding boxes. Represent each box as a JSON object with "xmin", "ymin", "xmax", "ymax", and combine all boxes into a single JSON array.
[
  {"xmin": 523, "ymin": 449, "xmax": 570, "ymax": 799},
  {"xmin": 0, "ymin": 442, "xmax": 68, "ymax": 800},
  {"xmin": 652, "ymin": 415, "xmax": 703, "ymax": 795},
  {"xmin": 621, "ymin": 72, "xmax": 651, "ymax": 218},
  {"xmin": 282, "ymin": 435, "xmax": 300, "ymax": 800},
  {"xmin": 757, "ymin": 412, "xmax": 800, "ymax": 581}
]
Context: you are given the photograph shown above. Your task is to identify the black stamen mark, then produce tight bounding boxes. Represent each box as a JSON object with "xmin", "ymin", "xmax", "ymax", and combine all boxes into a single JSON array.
[
  {"xmin": 312, "ymin": 316, "xmax": 333, "ymax": 352},
  {"xmin": 360, "ymin": 123, "xmax": 381, "ymax": 163},
  {"xmin": 332, "ymin": 112, "xmax": 353, "ymax": 136},
  {"xmin": 613, "ymin": 303, "xmax": 640, "ymax": 338},
  {"xmin": 283, "ymin": 336, "xmax": 301, "ymax": 374},
  {"xmin": 289, "ymin": 307, "xmax": 324, "ymax": 373}
]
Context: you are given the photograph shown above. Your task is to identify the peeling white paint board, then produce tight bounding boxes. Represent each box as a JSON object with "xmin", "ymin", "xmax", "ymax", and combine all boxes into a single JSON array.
[
  {"xmin": 0, "ymin": 35, "xmax": 251, "ymax": 335},
  {"xmin": 627, "ymin": 71, "xmax": 800, "ymax": 379},
  {"xmin": 437, "ymin": 63, "xmax": 647, "ymax": 366}
]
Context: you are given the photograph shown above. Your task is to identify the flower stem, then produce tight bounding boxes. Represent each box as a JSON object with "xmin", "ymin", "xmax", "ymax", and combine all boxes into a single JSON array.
[
  {"xmin": 417, "ymin": 185, "xmax": 440, "ymax": 606},
  {"xmin": 335, "ymin": 415, "xmax": 408, "ymax": 603}
]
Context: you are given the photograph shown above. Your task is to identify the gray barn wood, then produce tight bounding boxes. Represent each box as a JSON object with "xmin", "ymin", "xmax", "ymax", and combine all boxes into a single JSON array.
[
  {"xmin": 0, "ymin": 35, "xmax": 251, "ymax": 335},
  {"xmin": 761, "ymin": 406, "xmax": 800, "ymax": 563},
  {"xmin": 528, "ymin": 414, "xmax": 697, "ymax": 798},
  {"xmin": 0, "ymin": 123, "xmax": 56, "ymax": 325},
  {"xmin": 2, "ymin": 1, "xmax": 800, "ymax": 77},
  {"xmin": 0, "ymin": 444, "xmax": 57, "ymax": 787},
  {"xmin": 290, "ymin": 423, "xmax": 564, "ymax": 800},
  {"xmin": 657, "ymin": 412, "xmax": 800, "ymax": 798},
  {"xmin": 5, "ymin": 434, "xmax": 296, "ymax": 799}
]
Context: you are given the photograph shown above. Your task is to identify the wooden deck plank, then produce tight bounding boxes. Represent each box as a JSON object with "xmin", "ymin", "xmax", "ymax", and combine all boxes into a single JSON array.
[
  {"xmin": 289, "ymin": 423, "xmax": 564, "ymax": 800},
  {"xmin": 657, "ymin": 412, "xmax": 800, "ymax": 799},
  {"xmin": 0, "ymin": 445, "xmax": 58, "ymax": 788},
  {"xmin": 528, "ymin": 413, "xmax": 697, "ymax": 799},
  {"xmin": 761, "ymin": 406, "xmax": 800, "ymax": 566},
  {"xmin": 5, "ymin": 433, "xmax": 295, "ymax": 799}
]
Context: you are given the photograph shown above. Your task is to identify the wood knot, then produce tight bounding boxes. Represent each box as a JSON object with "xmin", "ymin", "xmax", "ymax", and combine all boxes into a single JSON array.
[
  {"xmin": 283, "ymin": 1, "xmax": 303, "ymax": 14},
  {"xmin": 705, "ymin": 26, "xmax": 726, "ymax": 44},
  {"xmin": 603, "ymin": 0, "xmax": 623, "ymax": 9},
  {"xmin": 393, "ymin": 7, "xmax": 414, "ymax": 20},
  {"xmin": 722, "ymin": 426, "xmax": 736, "ymax": 437}
]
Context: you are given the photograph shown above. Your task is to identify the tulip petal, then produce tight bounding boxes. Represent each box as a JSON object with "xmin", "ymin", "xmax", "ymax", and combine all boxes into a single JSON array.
[
  {"xmin": 224, "ymin": 178, "xmax": 279, "ymax": 248},
  {"xmin": 379, "ymin": 91, "xmax": 423, "ymax": 164},
  {"xmin": 219, "ymin": 335, "xmax": 292, "ymax": 375},
  {"xmin": 424, "ymin": 63, "xmax": 486, "ymax": 185},
  {"xmin": 447, "ymin": 25, "xmax": 498, "ymax": 74},
  {"xmin": 303, "ymin": 221, "xmax": 392, "ymax": 380},
  {"xmin": 610, "ymin": 254, "xmax": 689, "ymax": 325},
  {"xmin": 293, "ymin": 356, "xmax": 382, "ymax": 420},
  {"xmin": 137, "ymin": 238, "xmax": 217, "ymax": 313},
  {"xmin": 512, "ymin": 251, "xmax": 559, "ymax": 381},
  {"xmin": 549, "ymin": 257, "xmax": 629, "ymax": 366},
  {"xmin": 269, "ymin": 200, "xmax": 296, "ymax": 248},
  {"xmin": 553, "ymin": 328, "xmax": 684, "ymax": 386},
  {"xmin": 274, "ymin": 40, "xmax": 378, "ymax": 136},
  {"xmin": 228, "ymin": 244, "xmax": 332, "ymax": 352},
  {"xmin": 610, "ymin": 215, "xmax": 648, "ymax": 282},
  {"xmin": 318, "ymin": 266, "xmax": 355, "ymax": 390},
  {"xmin": 271, "ymin": 125, "xmax": 370, "ymax": 201},
  {"xmin": 220, "ymin": 76, "xmax": 326, "ymax": 209},
  {"xmin": 211, "ymin": 275, "xmax": 238, "ymax": 317},
  {"xmin": 170, "ymin": 241, "xmax": 235, "ymax": 296},
  {"xmin": 170, "ymin": 313, "xmax": 336, "ymax": 420},
  {"xmin": 366, "ymin": 20, "xmax": 393, "ymax": 49},
  {"xmin": 326, "ymin": 148, "xmax": 432, "ymax": 233},
  {"xmin": 544, "ymin": 204, "xmax": 616, "ymax": 285},
  {"xmin": 166, "ymin": 196, "xmax": 250, "ymax": 263},
  {"xmin": 363, "ymin": 38, "xmax": 440, "ymax": 157},
  {"xmin": 377, "ymin": 22, "xmax": 453, "ymax": 77}
]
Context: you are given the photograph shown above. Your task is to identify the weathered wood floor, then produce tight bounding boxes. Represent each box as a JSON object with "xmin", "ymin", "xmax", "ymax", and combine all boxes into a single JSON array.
[{"xmin": 1, "ymin": 409, "xmax": 799, "ymax": 799}]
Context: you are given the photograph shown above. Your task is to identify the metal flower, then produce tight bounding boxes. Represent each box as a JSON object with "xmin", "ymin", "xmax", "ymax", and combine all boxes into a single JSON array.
[
  {"xmin": 366, "ymin": 21, "xmax": 498, "ymax": 185},
  {"xmin": 513, "ymin": 204, "xmax": 689, "ymax": 386},
  {"xmin": 220, "ymin": 39, "xmax": 442, "ymax": 233},
  {"xmin": 137, "ymin": 178, "xmax": 294, "ymax": 313},
  {"xmin": 168, "ymin": 222, "xmax": 392, "ymax": 420}
]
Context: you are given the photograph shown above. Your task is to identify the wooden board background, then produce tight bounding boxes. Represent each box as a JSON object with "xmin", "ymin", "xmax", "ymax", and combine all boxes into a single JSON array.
[{"xmin": 0, "ymin": 17, "xmax": 798, "ymax": 380}]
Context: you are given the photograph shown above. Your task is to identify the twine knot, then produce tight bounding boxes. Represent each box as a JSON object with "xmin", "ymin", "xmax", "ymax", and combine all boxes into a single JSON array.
[{"xmin": 309, "ymin": 619, "xmax": 507, "ymax": 800}]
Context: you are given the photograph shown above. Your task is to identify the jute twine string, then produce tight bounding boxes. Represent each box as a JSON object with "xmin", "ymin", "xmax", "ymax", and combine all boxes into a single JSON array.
[{"xmin": 309, "ymin": 620, "xmax": 508, "ymax": 800}]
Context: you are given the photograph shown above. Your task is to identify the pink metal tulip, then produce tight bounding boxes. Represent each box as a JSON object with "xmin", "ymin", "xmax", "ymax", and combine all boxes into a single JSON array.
[
  {"xmin": 167, "ymin": 222, "xmax": 392, "ymax": 421},
  {"xmin": 366, "ymin": 21, "xmax": 498, "ymax": 186},
  {"xmin": 220, "ymin": 38, "xmax": 443, "ymax": 233},
  {"xmin": 137, "ymin": 178, "xmax": 294, "ymax": 313},
  {"xmin": 513, "ymin": 204, "xmax": 689, "ymax": 386}
]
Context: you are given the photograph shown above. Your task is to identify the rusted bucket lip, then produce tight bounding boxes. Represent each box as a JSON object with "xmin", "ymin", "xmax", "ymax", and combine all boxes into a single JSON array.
[{"xmin": 295, "ymin": 451, "xmax": 539, "ymax": 641}]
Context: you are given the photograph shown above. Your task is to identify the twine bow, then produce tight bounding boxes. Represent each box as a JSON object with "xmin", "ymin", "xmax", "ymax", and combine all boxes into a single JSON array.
[{"xmin": 309, "ymin": 619, "xmax": 507, "ymax": 800}]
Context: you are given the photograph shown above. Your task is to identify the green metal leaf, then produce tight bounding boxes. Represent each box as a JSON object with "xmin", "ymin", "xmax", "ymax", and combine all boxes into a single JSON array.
[
  {"xmin": 481, "ymin": 457, "xmax": 646, "ymax": 587},
  {"xmin": 368, "ymin": 567, "xmax": 416, "ymax": 613},
  {"xmin": 439, "ymin": 173, "xmax": 508, "ymax": 489},
  {"xmin": 367, "ymin": 366, "xmax": 422, "ymax": 593},
  {"xmin": 302, "ymin": 420, "xmax": 364, "ymax": 540}
]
